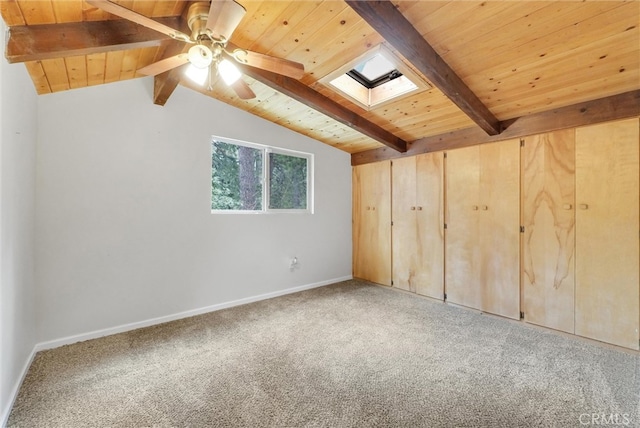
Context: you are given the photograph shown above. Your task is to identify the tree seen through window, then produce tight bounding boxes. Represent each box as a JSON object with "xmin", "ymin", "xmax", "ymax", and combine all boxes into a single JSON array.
[{"xmin": 211, "ymin": 138, "xmax": 310, "ymax": 212}]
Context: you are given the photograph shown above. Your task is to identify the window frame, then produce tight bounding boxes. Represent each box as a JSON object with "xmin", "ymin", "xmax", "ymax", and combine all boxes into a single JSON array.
[{"xmin": 211, "ymin": 136, "xmax": 314, "ymax": 214}]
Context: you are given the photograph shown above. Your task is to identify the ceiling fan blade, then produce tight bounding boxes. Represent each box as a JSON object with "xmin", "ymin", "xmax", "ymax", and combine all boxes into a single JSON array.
[
  {"xmin": 206, "ymin": 0, "xmax": 247, "ymax": 41},
  {"xmin": 86, "ymin": 0, "xmax": 191, "ymax": 42},
  {"xmin": 137, "ymin": 54, "xmax": 189, "ymax": 76},
  {"xmin": 229, "ymin": 79, "xmax": 255, "ymax": 100},
  {"xmin": 226, "ymin": 45, "xmax": 305, "ymax": 80}
]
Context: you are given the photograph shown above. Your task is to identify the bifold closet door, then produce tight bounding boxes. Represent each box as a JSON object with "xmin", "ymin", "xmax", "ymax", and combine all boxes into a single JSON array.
[
  {"xmin": 522, "ymin": 130, "xmax": 576, "ymax": 333},
  {"xmin": 575, "ymin": 119, "xmax": 639, "ymax": 350},
  {"xmin": 353, "ymin": 161, "xmax": 392, "ymax": 286},
  {"xmin": 392, "ymin": 153, "xmax": 444, "ymax": 298},
  {"xmin": 446, "ymin": 140, "xmax": 520, "ymax": 319}
]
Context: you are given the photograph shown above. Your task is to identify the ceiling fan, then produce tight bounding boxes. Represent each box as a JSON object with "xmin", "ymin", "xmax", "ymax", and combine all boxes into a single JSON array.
[{"xmin": 86, "ymin": 0, "xmax": 305, "ymax": 99}]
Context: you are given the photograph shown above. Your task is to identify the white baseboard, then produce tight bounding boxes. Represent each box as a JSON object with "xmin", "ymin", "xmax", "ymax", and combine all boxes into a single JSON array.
[
  {"xmin": 35, "ymin": 276, "xmax": 352, "ymax": 353},
  {"xmin": 1, "ymin": 346, "xmax": 37, "ymax": 428},
  {"xmin": 2, "ymin": 276, "xmax": 351, "ymax": 427}
]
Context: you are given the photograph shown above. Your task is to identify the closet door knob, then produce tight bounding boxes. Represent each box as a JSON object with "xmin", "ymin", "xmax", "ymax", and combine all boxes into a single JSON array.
[
  {"xmin": 563, "ymin": 204, "xmax": 573, "ymax": 210},
  {"xmin": 472, "ymin": 205, "xmax": 479, "ymax": 211},
  {"xmin": 411, "ymin": 206, "xmax": 416, "ymax": 211},
  {"xmin": 481, "ymin": 205, "xmax": 488, "ymax": 211},
  {"xmin": 417, "ymin": 206, "xmax": 423, "ymax": 211},
  {"xmin": 579, "ymin": 204, "xmax": 589, "ymax": 210}
]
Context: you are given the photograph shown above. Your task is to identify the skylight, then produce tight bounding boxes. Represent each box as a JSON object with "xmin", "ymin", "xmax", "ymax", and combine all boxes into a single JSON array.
[
  {"xmin": 349, "ymin": 54, "xmax": 400, "ymax": 88},
  {"xmin": 320, "ymin": 45, "xmax": 430, "ymax": 111},
  {"xmin": 354, "ymin": 54, "xmax": 395, "ymax": 80}
]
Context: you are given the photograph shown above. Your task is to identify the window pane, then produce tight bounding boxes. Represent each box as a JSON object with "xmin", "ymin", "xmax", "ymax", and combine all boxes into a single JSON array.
[
  {"xmin": 269, "ymin": 153, "xmax": 307, "ymax": 210},
  {"xmin": 211, "ymin": 141, "xmax": 263, "ymax": 210}
]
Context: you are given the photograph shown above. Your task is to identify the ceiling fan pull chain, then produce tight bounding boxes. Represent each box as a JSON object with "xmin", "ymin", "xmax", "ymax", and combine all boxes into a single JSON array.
[
  {"xmin": 207, "ymin": 64, "xmax": 215, "ymax": 92},
  {"xmin": 207, "ymin": 63, "xmax": 221, "ymax": 92}
]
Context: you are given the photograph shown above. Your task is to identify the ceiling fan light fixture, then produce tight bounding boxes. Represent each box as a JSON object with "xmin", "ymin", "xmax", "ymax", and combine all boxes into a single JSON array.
[
  {"xmin": 188, "ymin": 45, "xmax": 213, "ymax": 69},
  {"xmin": 186, "ymin": 64, "xmax": 209, "ymax": 85},
  {"xmin": 219, "ymin": 59, "xmax": 242, "ymax": 85}
]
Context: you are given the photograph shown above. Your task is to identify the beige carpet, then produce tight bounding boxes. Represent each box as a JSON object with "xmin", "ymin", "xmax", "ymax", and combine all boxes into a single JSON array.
[{"xmin": 8, "ymin": 280, "xmax": 640, "ymax": 427}]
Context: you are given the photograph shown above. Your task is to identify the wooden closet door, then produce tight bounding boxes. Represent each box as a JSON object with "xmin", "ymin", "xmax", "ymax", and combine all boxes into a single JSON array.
[
  {"xmin": 445, "ymin": 146, "xmax": 482, "ymax": 309},
  {"xmin": 522, "ymin": 130, "xmax": 576, "ymax": 333},
  {"xmin": 575, "ymin": 118, "xmax": 639, "ymax": 350},
  {"xmin": 415, "ymin": 153, "xmax": 444, "ymax": 299},
  {"xmin": 479, "ymin": 140, "xmax": 521, "ymax": 320},
  {"xmin": 392, "ymin": 156, "xmax": 418, "ymax": 292},
  {"xmin": 353, "ymin": 161, "xmax": 392, "ymax": 286},
  {"xmin": 392, "ymin": 154, "xmax": 444, "ymax": 298}
]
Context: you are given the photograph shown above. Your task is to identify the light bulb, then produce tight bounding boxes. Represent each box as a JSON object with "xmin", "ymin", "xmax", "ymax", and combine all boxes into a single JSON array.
[
  {"xmin": 218, "ymin": 59, "xmax": 242, "ymax": 85},
  {"xmin": 185, "ymin": 64, "xmax": 208, "ymax": 85},
  {"xmin": 187, "ymin": 45, "xmax": 213, "ymax": 69}
]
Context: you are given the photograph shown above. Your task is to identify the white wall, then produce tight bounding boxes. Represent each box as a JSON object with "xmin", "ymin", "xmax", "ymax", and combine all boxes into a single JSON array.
[
  {"xmin": 0, "ymin": 20, "xmax": 39, "ymax": 425},
  {"xmin": 36, "ymin": 78, "xmax": 352, "ymax": 344}
]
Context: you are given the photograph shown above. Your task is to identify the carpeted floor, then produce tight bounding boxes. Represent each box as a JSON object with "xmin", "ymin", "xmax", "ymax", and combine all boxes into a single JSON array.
[{"xmin": 7, "ymin": 280, "xmax": 640, "ymax": 427}]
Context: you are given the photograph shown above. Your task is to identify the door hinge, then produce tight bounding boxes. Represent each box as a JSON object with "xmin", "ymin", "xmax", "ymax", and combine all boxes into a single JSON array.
[
  {"xmin": 444, "ymin": 152, "xmax": 448, "ymax": 158},
  {"xmin": 520, "ymin": 311, "xmax": 525, "ymax": 320},
  {"xmin": 444, "ymin": 293, "xmax": 447, "ymax": 301},
  {"xmin": 391, "ymin": 280, "xmax": 394, "ymax": 286},
  {"xmin": 444, "ymin": 223, "xmax": 448, "ymax": 230},
  {"xmin": 520, "ymin": 139, "xmax": 525, "ymax": 147},
  {"xmin": 520, "ymin": 226, "xmax": 525, "ymax": 233},
  {"xmin": 391, "ymin": 221, "xmax": 394, "ymax": 226}
]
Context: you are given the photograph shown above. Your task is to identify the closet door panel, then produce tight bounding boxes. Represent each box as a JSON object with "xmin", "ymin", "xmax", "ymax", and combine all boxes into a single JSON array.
[
  {"xmin": 445, "ymin": 146, "xmax": 481, "ymax": 309},
  {"xmin": 522, "ymin": 130, "xmax": 576, "ymax": 333},
  {"xmin": 480, "ymin": 140, "xmax": 521, "ymax": 320},
  {"xmin": 415, "ymin": 153, "xmax": 445, "ymax": 299},
  {"xmin": 575, "ymin": 119, "xmax": 639, "ymax": 350},
  {"xmin": 352, "ymin": 164, "xmax": 369, "ymax": 282},
  {"xmin": 392, "ymin": 157, "xmax": 418, "ymax": 292},
  {"xmin": 353, "ymin": 161, "xmax": 392, "ymax": 286}
]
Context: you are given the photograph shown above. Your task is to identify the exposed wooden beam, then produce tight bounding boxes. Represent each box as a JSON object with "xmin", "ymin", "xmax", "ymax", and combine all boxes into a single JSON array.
[
  {"xmin": 153, "ymin": 64, "xmax": 187, "ymax": 106},
  {"xmin": 5, "ymin": 17, "xmax": 184, "ymax": 63},
  {"xmin": 149, "ymin": 41, "xmax": 189, "ymax": 106},
  {"xmin": 351, "ymin": 90, "xmax": 640, "ymax": 165},
  {"xmin": 345, "ymin": 0, "xmax": 501, "ymax": 136},
  {"xmin": 240, "ymin": 66, "xmax": 408, "ymax": 153}
]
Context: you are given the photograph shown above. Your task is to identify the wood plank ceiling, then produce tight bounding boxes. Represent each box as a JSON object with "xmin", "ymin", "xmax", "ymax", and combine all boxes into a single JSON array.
[{"xmin": 2, "ymin": 0, "xmax": 639, "ymax": 163}]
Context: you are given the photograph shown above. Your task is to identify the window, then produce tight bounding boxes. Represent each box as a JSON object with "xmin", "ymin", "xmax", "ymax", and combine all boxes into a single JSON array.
[{"xmin": 211, "ymin": 137, "xmax": 313, "ymax": 213}]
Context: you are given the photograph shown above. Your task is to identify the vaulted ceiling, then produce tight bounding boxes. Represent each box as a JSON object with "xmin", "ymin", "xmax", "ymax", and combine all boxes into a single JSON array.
[{"xmin": 2, "ymin": 0, "xmax": 639, "ymax": 164}]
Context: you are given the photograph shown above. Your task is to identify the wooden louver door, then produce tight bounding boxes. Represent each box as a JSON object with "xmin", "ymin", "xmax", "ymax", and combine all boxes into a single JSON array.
[
  {"xmin": 353, "ymin": 161, "xmax": 392, "ymax": 286},
  {"xmin": 446, "ymin": 140, "xmax": 520, "ymax": 319},
  {"xmin": 575, "ymin": 118, "xmax": 639, "ymax": 350},
  {"xmin": 522, "ymin": 130, "xmax": 576, "ymax": 334},
  {"xmin": 392, "ymin": 153, "xmax": 444, "ymax": 298}
]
